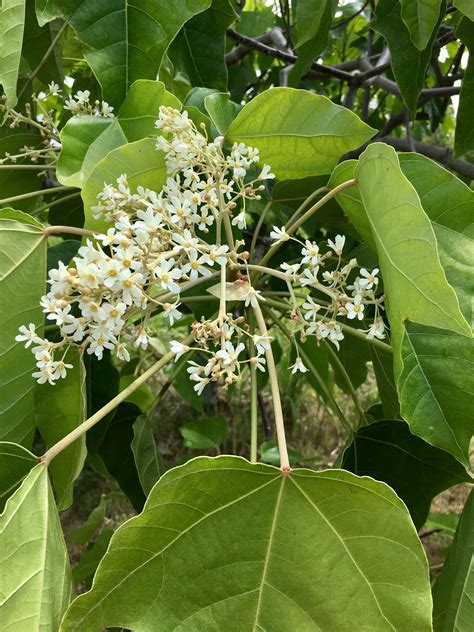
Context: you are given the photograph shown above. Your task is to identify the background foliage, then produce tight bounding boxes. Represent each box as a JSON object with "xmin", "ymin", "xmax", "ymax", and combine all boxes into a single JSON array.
[{"xmin": 0, "ymin": 1, "xmax": 472, "ymax": 630}]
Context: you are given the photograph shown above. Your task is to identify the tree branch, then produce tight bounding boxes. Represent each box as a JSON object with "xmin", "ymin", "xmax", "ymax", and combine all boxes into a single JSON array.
[{"xmin": 378, "ymin": 137, "xmax": 474, "ymax": 179}]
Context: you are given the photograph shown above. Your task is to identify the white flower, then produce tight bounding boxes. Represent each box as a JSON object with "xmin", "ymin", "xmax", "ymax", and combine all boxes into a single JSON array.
[
  {"xmin": 258, "ymin": 164, "xmax": 275, "ymax": 180},
  {"xmin": 15, "ymin": 324, "xmax": 41, "ymax": 348},
  {"xmin": 172, "ymin": 229, "xmax": 199, "ymax": 252},
  {"xmin": 75, "ymin": 90, "xmax": 90, "ymax": 104},
  {"xmin": 300, "ymin": 267, "xmax": 320, "ymax": 287},
  {"xmin": 202, "ymin": 245, "xmax": 228, "ymax": 267},
  {"xmin": 163, "ymin": 300, "xmax": 182, "ymax": 325},
  {"xmin": 358, "ymin": 267, "xmax": 379, "ymax": 290},
  {"xmin": 269, "ymin": 226, "xmax": 289, "ymax": 243},
  {"xmin": 252, "ymin": 334, "xmax": 271, "ymax": 355},
  {"xmin": 250, "ymin": 355, "xmax": 266, "ymax": 372},
  {"xmin": 231, "ymin": 211, "xmax": 246, "ymax": 230},
  {"xmin": 193, "ymin": 374, "xmax": 210, "ymax": 395},
  {"xmin": 327, "ymin": 234, "xmax": 345, "ymax": 256},
  {"xmin": 134, "ymin": 329, "xmax": 149, "ymax": 350},
  {"xmin": 116, "ymin": 343, "xmax": 130, "ymax": 362},
  {"xmin": 302, "ymin": 296, "xmax": 321, "ymax": 321},
  {"xmin": 243, "ymin": 286, "xmax": 265, "ymax": 308},
  {"xmin": 318, "ymin": 321, "xmax": 344, "ymax": 349},
  {"xmin": 346, "ymin": 295, "xmax": 364, "ymax": 320},
  {"xmin": 216, "ymin": 341, "xmax": 245, "ymax": 369},
  {"xmin": 301, "ymin": 240, "xmax": 320, "ymax": 266},
  {"xmin": 52, "ymin": 361, "xmax": 73, "ymax": 380},
  {"xmin": 87, "ymin": 333, "xmax": 115, "ymax": 360},
  {"xmin": 167, "ymin": 196, "xmax": 191, "ymax": 225},
  {"xmin": 154, "ymin": 259, "xmax": 182, "ymax": 294},
  {"xmin": 280, "ymin": 262, "xmax": 300, "ymax": 280},
  {"xmin": 48, "ymin": 81, "xmax": 61, "ymax": 96},
  {"xmin": 290, "ymin": 357, "xmax": 308, "ymax": 374},
  {"xmin": 366, "ymin": 317, "xmax": 386, "ymax": 340},
  {"xmin": 182, "ymin": 249, "xmax": 212, "ymax": 281},
  {"xmin": 170, "ymin": 340, "xmax": 189, "ymax": 361},
  {"xmin": 101, "ymin": 101, "xmax": 114, "ymax": 118},
  {"xmin": 32, "ymin": 365, "xmax": 57, "ymax": 385}
]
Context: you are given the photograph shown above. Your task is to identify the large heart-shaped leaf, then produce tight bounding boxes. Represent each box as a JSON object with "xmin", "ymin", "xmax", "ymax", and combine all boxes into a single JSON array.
[
  {"xmin": 35, "ymin": 0, "xmax": 211, "ymax": 106},
  {"xmin": 226, "ymin": 88, "xmax": 376, "ymax": 180},
  {"xmin": 35, "ymin": 347, "xmax": 87, "ymax": 510},
  {"xmin": 432, "ymin": 489, "xmax": 474, "ymax": 631},
  {"xmin": 341, "ymin": 419, "xmax": 470, "ymax": 529},
  {"xmin": 0, "ymin": 464, "xmax": 73, "ymax": 630},
  {"xmin": 57, "ymin": 80, "xmax": 180, "ymax": 188},
  {"xmin": 60, "ymin": 456, "xmax": 432, "ymax": 631},
  {"xmin": 400, "ymin": 0, "xmax": 444, "ymax": 50},
  {"xmin": 0, "ymin": 217, "xmax": 46, "ymax": 446},
  {"xmin": 82, "ymin": 137, "xmax": 167, "ymax": 232},
  {"xmin": 0, "ymin": 0, "xmax": 26, "ymax": 106}
]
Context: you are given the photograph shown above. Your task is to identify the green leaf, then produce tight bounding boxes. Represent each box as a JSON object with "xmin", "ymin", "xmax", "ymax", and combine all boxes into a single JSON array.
[
  {"xmin": 96, "ymin": 402, "xmax": 146, "ymax": 511},
  {"xmin": 68, "ymin": 494, "xmax": 109, "ymax": 545},
  {"xmin": 131, "ymin": 414, "xmax": 163, "ymax": 496},
  {"xmin": 119, "ymin": 374, "xmax": 154, "ymax": 412},
  {"xmin": 82, "ymin": 137, "xmax": 167, "ymax": 232},
  {"xmin": 47, "ymin": 239, "xmax": 80, "ymax": 273},
  {"xmin": 0, "ymin": 0, "xmax": 26, "ymax": 106},
  {"xmin": 432, "ymin": 490, "xmax": 474, "ymax": 631},
  {"xmin": 35, "ymin": 347, "xmax": 87, "ymax": 510},
  {"xmin": 330, "ymin": 332, "xmax": 370, "ymax": 393},
  {"xmin": 260, "ymin": 441, "xmax": 304, "ymax": 466},
  {"xmin": 0, "ymin": 218, "xmax": 46, "ymax": 446},
  {"xmin": 0, "ymin": 464, "xmax": 72, "ymax": 630},
  {"xmin": 341, "ymin": 420, "xmax": 470, "ymax": 529},
  {"xmin": 226, "ymin": 87, "xmax": 376, "ymax": 180},
  {"xmin": 369, "ymin": 345, "xmax": 400, "ymax": 419},
  {"xmin": 169, "ymin": 0, "xmax": 237, "ymax": 90},
  {"xmin": 60, "ymin": 456, "xmax": 432, "ymax": 632},
  {"xmin": 57, "ymin": 80, "xmax": 180, "ymax": 188},
  {"xmin": 289, "ymin": 0, "xmax": 335, "ymax": 85},
  {"xmin": 398, "ymin": 322, "xmax": 474, "ymax": 468},
  {"xmin": 72, "ymin": 528, "xmax": 114, "ymax": 589},
  {"xmin": 400, "ymin": 0, "xmax": 444, "ymax": 50},
  {"xmin": 36, "ymin": 0, "xmax": 212, "ymax": 106},
  {"xmin": 374, "ymin": 0, "xmax": 445, "ymax": 113},
  {"xmin": 204, "ymin": 92, "xmax": 242, "ymax": 134},
  {"xmin": 0, "ymin": 441, "xmax": 36, "ymax": 511},
  {"xmin": 425, "ymin": 513, "xmax": 460, "ymax": 537},
  {"xmin": 329, "ymin": 160, "xmax": 376, "ymax": 250},
  {"xmin": 355, "ymin": 143, "xmax": 471, "ymax": 371},
  {"xmin": 454, "ymin": 0, "xmax": 474, "ymax": 20},
  {"xmin": 455, "ymin": 19, "xmax": 474, "ymax": 161},
  {"xmin": 180, "ymin": 414, "xmax": 228, "ymax": 449}
]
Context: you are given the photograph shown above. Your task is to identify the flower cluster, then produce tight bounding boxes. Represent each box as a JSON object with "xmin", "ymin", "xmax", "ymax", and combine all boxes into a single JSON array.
[
  {"xmin": 268, "ymin": 226, "xmax": 386, "ymax": 372},
  {"xmin": 63, "ymin": 89, "xmax": 114, "ymax": 117},
  {"xmin": 17, "ymin": 106, "xmax": 275, "ymax": 386}
]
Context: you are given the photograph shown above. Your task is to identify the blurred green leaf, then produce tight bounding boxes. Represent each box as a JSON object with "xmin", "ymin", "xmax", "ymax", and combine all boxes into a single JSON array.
[
  {"xmin": 180, "ymin": 414, "xmax": 228, "ymax": 449},
  {"xmin": 0, "ymin": 441, "xmax": 36, "ymax": 512},
  {"xmin": 0, "ymin": 0, "xmax": 26, "ymax": 106},
  {"xmin": 131, "ymin": 414, "xmax": 163, "ymax": 495},
  {"xmin": 432, "ymin": 490, "xmax": 474, "ymax": 631},
  {"xmin": 35, "ymin": 347, "xmax": 87, "ymax": 510}
]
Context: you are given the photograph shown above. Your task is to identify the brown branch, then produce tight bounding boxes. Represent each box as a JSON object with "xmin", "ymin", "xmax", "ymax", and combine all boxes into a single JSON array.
[{"xmin": 226, "ymin": 28, "xmax": 354, "ymax": 82}]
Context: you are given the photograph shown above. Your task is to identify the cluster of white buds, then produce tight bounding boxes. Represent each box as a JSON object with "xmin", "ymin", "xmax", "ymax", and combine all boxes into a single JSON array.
[
  {"xmin": 268, "ymin": 226, "xmax": 386, "ymax": 372},
  {"xmin": 63, "ymin": 89, "xmax": 114, "ymax": 118},
  {"xmin": 17, "ymin": 106, "xmax": 275, "ymax": 386}
]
